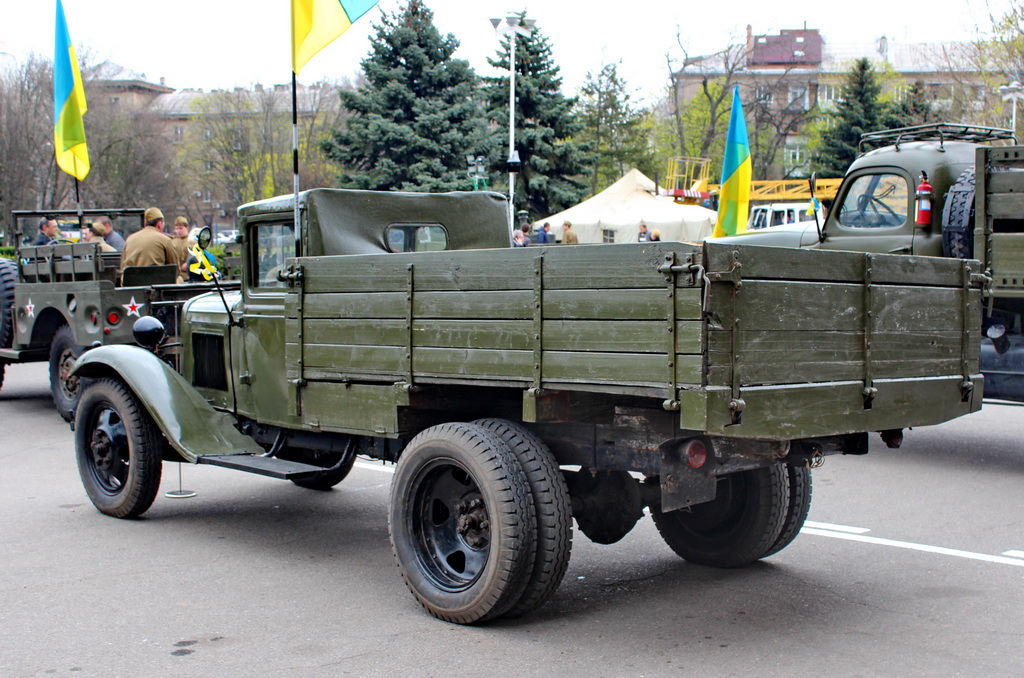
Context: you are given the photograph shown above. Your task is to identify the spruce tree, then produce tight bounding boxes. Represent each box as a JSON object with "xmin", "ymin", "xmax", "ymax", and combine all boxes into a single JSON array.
[
  {"xmin": 813, "ymin": 58, "xmax": 889, "ymax": 178},
  {"xmin": 576, "ymin": 62, "xmax": 653, "ymax": 193},
  {"xmin": 322, "ymin": 0, "xmax": 484, "ymax": 191},
  {"xmin": 483, "ymin": 16, "xmax": 589, "ymax": 218}
]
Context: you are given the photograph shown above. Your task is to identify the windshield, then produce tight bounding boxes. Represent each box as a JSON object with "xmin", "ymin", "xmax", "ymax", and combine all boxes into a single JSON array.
[{"xmin": 836, "ymin": 173, "xmax": 909, "ymax": 229}]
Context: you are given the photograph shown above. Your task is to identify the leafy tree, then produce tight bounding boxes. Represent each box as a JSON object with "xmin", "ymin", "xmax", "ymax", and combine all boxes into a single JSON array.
[
  {"xmin": 322, "ymin": 0, "xmax": 484, "ymax": 192},
  {"xmin": 575, "ymin": 62, "xmax": 653, "ymax": 192},
  {"xmin": 482, "ymin": 14, "xmax": 589, "ymax": 218},
  {"xmin": 889, "ymin": 80, "xmax": 936, "ymax": 127},
  {"xmin": 812, "ymin": 58, "xmax": 890, "ymax": 178}
]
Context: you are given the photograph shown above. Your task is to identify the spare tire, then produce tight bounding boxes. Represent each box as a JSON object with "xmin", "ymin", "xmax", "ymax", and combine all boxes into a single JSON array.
[
  {"xmin": 0, "ymin": 258, "xmax": 16, "ymax": 349},
  {"xmin": 942, "ymin": 167, "xmax": 976, "ymax": 259}
]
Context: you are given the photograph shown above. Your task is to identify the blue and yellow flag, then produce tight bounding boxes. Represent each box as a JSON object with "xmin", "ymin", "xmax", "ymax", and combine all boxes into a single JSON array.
[
  {"xmin": 712, "ymin": 86, "xmax": 751, "ymax": 238},
  {"xmin": 292, "ymin": 0, "xmax": 379, "ymax": 75},
  {"xmin": 54, "ymin": 0, "xmax": 89, "ymax": 181}
]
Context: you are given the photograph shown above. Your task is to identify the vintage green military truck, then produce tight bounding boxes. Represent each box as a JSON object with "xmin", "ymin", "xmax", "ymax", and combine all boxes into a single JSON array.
[
  {"xmin": 0, "ymin": 209, "xmax": 229, "ymax": 419},
  {"xmin": 70, "ymin": 188, "xmax": 982, "ymax": 624},
  {"xmin": 715, "ymin": 123, "xmax": 1024, "ymax": 401}
]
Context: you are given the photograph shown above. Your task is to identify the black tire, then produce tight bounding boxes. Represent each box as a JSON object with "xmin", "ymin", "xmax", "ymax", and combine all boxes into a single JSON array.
[
  {"xmin": 760, "ymin": 464, "xmax": 812, "ymax": 559},
  {"xmin": 389, "ymin": 422, "xmax": 537, "ymax": 624},
  {"xmin": 289, "ymin": 447, "xmax": 357, "ymax": 491},
  {"xmin": 49, "ymin": 324, "xmax": 90, "ymax": 422},
  {"xmin": 942, "ymin": 167, "xmax": 976, "ymax": 259},
  {"xmin": 75, "ymin": 378, "xmax": 164, "ymax": 518},
  {"xmin": 0, "ymin": 258, "xmax": 16, "ymax": 349},
  {"xmin": 472, "ymin": 418, "xmax": 572, "ymax": 618},
  {"xmin": 0, "ymin": 361, "xmax": 6, "ymax": 392},
  {"xmin": 651, "ymin": 464, "xmax": 787, "ymax": 568}
]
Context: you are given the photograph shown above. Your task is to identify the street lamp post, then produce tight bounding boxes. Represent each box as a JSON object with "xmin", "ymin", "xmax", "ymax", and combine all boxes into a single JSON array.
[
  {"xmin": 491, "ymin": 12, "xmax": 535, "ymax": 227},
  {"xmin": 999, "ymin": 80, "xmax": 1024, "ymax": 138}
]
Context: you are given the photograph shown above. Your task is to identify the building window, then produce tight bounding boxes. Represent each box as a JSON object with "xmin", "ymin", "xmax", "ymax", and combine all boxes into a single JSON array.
[
  {"xmin": 756, "ymin": 86, "xmax": 774, "ymax": 105},
  {"xmin": 172, "ymin": 126, "xmax": 184, "ymax": 144},
  {"xmin": 202, "ymin": 190, "xmax": 213, "ymax": 203},
  {"xmin": 602, "ymin": 229, "xmax": 615, "ymax": 243},
  {"xmin": 787, "ymin": 85, "xmax": 809, "ymax": 110}
]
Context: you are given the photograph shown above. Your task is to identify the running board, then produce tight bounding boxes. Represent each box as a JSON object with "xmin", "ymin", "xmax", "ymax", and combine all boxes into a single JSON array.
[{"xmin": 197, "ymin": 454, "xmax": 323, "ymax": 479}]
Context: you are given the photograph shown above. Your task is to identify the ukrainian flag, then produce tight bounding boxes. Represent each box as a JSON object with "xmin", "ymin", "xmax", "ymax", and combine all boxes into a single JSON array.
[
  {"xmin": 54, "ymin": 0, "xmax": 89, "ymax": 181},
  {"xmin": 292, "ymin": 0, "xmax": 380, "ymax": 75},
  {"xmin": 712, "ymin": 86, "xmax": 751, "ymax": 237}
]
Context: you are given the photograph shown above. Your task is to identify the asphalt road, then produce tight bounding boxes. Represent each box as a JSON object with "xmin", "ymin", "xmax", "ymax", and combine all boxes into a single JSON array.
[{"xmin": 1, "ymin": 361, "xmax": 1022, "ymax": 677}]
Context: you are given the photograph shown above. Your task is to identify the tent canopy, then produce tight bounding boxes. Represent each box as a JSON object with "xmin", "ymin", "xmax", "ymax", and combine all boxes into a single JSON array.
[{"xmin": 534, "ymin": 169, "xmax": 716, "ymax": 243}]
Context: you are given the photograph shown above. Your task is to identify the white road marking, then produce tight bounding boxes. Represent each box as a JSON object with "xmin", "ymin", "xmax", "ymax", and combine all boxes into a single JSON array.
[
  {"xmin": 803, "ymin": 520, "xmax": 871, "ymax": 534},
  {"xmin": 1002, "ymin": 550, "xmax": 1024, "ymax": 559},
  {"xmin": 802, "ymin": 526, "xmax": 1024, "ymax": 567}
]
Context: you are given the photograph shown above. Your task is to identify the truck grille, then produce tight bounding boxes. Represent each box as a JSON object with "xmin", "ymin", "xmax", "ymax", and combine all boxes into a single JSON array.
[{"xmin": 192, "ymin": 333, "xmax": 228, "ymax": 391}]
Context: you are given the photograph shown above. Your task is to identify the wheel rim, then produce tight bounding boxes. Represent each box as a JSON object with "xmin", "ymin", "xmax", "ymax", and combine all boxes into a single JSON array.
[
  {"xmin": 86, "ymin": 406, "xmax": 130, "ymax": 494},
  {"xmin": 410, "ymin": 459, "xmax": 490, "ymax": 592},
  {"xmin": 57, "ymin": 346, "xmax": 80, "ymax": 401}
]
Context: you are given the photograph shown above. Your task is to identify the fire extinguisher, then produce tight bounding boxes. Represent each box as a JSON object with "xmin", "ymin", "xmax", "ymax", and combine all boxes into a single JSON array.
[{"xmin": 915, "ymin": 171, "xmax": 933, "ymax": 226}]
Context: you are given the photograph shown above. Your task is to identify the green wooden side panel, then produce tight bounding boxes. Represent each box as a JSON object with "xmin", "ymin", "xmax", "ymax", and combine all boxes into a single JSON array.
[
  {"xmin": 704, "ymin": 241, "xmax": 968, "ymax": 287},
  {"xmin": 985, "ymin": 192, "xmax": 1024, "ymax": 220},
  {"xmin": 989, "ymin": 233, "xmax": 1024, "ymax": 286},
  {"xmin": 300, "ymin": 382, "xmax": 410, "ymax": 435},
  {"xmin": 298, "ymin": 242, "xmax": 704, "ymax": 294},
  {"xmin": 302, "ymin": 318, "xmax": 703, "ymax": 355}
]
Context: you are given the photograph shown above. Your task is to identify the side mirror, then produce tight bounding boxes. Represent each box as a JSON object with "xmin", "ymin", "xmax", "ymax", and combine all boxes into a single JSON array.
[{"xmin": 198, "ymin": 226, "xmax": 213, "ymax": 250}]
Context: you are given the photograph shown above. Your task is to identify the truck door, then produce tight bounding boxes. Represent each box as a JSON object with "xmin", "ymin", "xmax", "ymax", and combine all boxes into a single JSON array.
[
  {"xmin": 234, "ymin": 220, "xmax": 297, "ymax": 426},
  {"xmin": 821, "ymin": 170, "xmax": 917, "ymax": 254}
]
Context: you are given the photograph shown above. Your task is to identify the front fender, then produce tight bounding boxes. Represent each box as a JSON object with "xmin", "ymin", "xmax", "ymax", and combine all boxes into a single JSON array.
[{"xmin": 72, "ymin": 345, "xmax": 263, "ymax": 462}]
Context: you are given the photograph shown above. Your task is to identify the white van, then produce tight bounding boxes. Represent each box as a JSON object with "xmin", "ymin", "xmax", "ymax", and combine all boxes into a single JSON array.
[{"xmin": 748, "ymin": 203, "xmax": 812, "ymax": 230}]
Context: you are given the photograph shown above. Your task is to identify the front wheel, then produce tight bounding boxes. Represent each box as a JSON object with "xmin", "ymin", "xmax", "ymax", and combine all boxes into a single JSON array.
[
  {"xmin": 50, "ymin": 324, "xmax": 90, "ymax": 422},
  {"xmin": 75, "ymin": 378, "xmax": 164, "ymax": 518},
  {"xmin": 389, "ymin": 423, "xmax": 537, "ymax": 624},
  {"xmin": 651, "ymin": 464, "xmax": 787, "ymax": 568}
]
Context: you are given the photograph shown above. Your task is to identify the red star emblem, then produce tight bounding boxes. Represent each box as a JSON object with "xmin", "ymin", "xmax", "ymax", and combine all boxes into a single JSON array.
[
  {"xmin": 25, "ymin": 299, "xmax": 35, "ymax": 318},
  {"xmin": 123, "ymin": 297, "xmax": 144, "ymax": 317}
]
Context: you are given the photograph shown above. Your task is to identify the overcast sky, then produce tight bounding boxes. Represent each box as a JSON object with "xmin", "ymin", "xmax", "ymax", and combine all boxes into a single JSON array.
[{"xmin": 0, "ymin": 0, "xmax": 1014, "ymax": 103}]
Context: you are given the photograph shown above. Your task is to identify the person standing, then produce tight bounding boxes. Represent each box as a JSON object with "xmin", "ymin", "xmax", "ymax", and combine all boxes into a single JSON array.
[
  {"xmin": 94, "ymin": 216, "xmax": 125, "ymax": 251},
  {"xmin": 121, "ymin": 207, "xmax": 176, "ymax": 268},
  {"xmin": 637, "ymin": 223, "xmax": 652, "ymax": 242},
  {"xmin": 31, "ymin": 218, "xmax": 60, "ymax": 246},
  {"xmin": 561, "ymin": 220, "xmax": 578, "ymax": 245},
  {"xmin": 535, "ymin": 222, "xmax": 551, "ymax": 244}
]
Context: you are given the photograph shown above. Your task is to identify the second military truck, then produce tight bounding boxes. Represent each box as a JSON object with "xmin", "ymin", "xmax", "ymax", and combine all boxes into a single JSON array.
[{"xmin": 70, "ymin": 188, "xmax": 981, "ymax": 623}]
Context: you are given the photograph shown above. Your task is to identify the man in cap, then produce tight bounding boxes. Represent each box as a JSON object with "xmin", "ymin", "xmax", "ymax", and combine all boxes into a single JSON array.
[{"xmin": 121, "ymin": 207, "xmax": 177, "ymax": 268}]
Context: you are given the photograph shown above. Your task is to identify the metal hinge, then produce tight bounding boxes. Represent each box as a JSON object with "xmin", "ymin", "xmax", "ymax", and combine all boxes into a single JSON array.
[{"xmin": 278, "ymin": 263, "xmax": 304, "ymax": 287}]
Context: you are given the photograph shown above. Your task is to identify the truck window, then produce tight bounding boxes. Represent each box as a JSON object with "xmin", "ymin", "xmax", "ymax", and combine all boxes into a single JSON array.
[
  {"xmin": 254, "ymin": 223, "xmax": 296, "ymax": 288},
  {"xmin": 386, "ymin": 224, "xmax": 448, "ymax": 253},
  {"xmin": 836, "ymin": 173, "xmax": 909, "ymax": 228},
  {"xmin": 751, "ymin": 210, "xmax": 767, "ymax": 229}
]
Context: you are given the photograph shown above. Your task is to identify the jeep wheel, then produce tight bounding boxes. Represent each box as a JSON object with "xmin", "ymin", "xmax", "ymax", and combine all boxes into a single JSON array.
[
  {"xmin": 472, "ymin": 418, "xmax": 572, "ymax": 618},
  {"xmin": 49, "ymin": 324, "xmax": 90, "ymax": 422},
  {"xmin": 651, "ymin": 464, "xmax": 787, "ymax": 568},
  {"xmin": 75, "ymin": 378, "xmax": 163, "ymax": 518},
  {"xmin": 0, "ymin": 258, "xmax": 16, "ymax": 349},
  {"xmin": 389, "ymin": 423, "xmax": 536, "ymax": 624}
]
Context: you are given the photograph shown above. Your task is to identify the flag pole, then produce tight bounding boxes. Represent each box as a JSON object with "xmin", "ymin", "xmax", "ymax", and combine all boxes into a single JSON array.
[
  {"xmin": 292, "ymin": 71, "xmax": 301, "ymax": 255},
  {"xmin": 74, "ymin": 177, "xmax": 84, "ymax": 231}
]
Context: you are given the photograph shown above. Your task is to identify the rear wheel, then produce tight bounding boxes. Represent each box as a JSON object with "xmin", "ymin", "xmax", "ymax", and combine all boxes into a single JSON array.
[
  {"xmin": 651, "ymin": 464, "xmax": 787, "ymax": 568},
  {"xmin": 49, "ymin": 324, "xmax": 90, "ymax": 422},
  {"xmin": 761, "ymin": 465, "xmax": 812, "ymax": 558},
  {"xmin": 472, "ymin": 418, "xmax": 572, "ymax": 618},
  {"xmin": 75, "ymin": 378, "xmax": 163, "ymax": 518},
  {"xmin": 389, "ymin": 423, "xmax": 536, "ymax": 624}
]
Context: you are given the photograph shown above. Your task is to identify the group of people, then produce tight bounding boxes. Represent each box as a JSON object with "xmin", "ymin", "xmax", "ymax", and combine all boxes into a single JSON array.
[
  {"xmin": 29, "ymin": 207, "xmax": 216, "ymax": 282},
  {"xmin": 512, "ymin": 220, "xmax": 579, "ymax": 247},
  {"xmin": 120, "ymin": 207, "xmax": 215, "ymax": 282}
]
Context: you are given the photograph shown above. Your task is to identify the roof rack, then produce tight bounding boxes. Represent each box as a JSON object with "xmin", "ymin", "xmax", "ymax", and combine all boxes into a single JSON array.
[{"xmin": 859, "ymin": 123, "xmax": 1016, "ymax": 153}]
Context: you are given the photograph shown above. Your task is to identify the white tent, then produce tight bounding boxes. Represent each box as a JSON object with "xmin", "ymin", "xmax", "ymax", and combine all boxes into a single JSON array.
[{"xmin": 534, "ymin": 169, "xmax": 716, "ymax": 244}]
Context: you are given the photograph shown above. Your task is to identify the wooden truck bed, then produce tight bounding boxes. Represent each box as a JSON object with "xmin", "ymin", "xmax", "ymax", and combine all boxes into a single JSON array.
[{"xmin": 282, "ymin": 240, "xmax": 982, "ymax": 440}]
